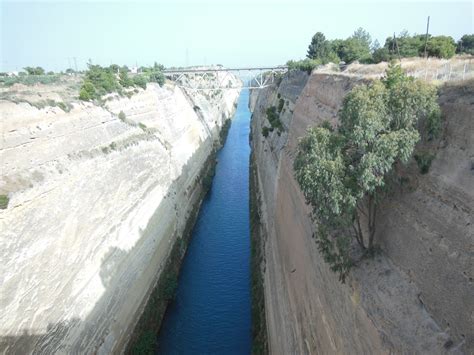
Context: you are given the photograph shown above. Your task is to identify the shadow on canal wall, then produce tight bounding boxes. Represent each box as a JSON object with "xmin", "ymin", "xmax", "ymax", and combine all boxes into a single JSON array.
[{"xmin": 0, "ymin": 124, "xmax": 233, "ymax": 354}]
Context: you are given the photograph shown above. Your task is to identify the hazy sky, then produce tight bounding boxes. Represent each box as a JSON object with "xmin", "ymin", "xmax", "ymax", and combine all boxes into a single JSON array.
[{"xmin": 1, "ymin": 0, "xmax": 473, "ymax": 71}]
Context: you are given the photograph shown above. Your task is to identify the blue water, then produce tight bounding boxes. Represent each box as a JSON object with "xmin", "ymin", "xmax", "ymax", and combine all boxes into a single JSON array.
[{"xmin": 156, "ymin": 90, "xmax": 252, "ymax": 354}]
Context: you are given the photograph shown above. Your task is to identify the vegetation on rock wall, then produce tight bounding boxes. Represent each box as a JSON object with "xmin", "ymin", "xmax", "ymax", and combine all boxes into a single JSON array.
[
  {"xmin": 294, "ymin": 65, "xmax": 441, "ymax": 282},
  {"xmin": 0, "ymin": 194, "xmax": 9, "ymax": 209},
  {"xmin": 250, "ymin": 151, "xmax": 268, "ymax": 355}
]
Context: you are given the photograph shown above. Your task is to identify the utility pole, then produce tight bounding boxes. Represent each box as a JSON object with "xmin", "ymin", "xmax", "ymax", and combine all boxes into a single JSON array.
[
  {"xmin": 393, "ymin": 33, "xmax": 401, "ymax": 62},
  {"xmin": 73, "ymin": 57, "xmax": 78, "ymax": 73},
  {"xmin": 424, "ymin": 16, "xmax": 430, "ymax": 58}
]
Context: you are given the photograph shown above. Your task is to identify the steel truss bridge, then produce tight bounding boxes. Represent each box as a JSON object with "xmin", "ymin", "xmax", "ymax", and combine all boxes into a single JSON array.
[{"xmin": 163, "ymin": 66, "xmax": 288, "ymax": 91}]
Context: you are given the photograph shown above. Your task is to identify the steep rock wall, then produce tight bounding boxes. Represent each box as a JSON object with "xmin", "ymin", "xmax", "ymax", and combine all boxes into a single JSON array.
[
  {"xmin": 0, "ymin": 78, "xmax": 240, "ymax": 353},
  {"xmin": 250, "ymin": 70, "xmax": 473, "ymax": 354}
]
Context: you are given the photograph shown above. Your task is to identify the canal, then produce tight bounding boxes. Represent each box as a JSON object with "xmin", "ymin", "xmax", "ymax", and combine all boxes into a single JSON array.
[{"xmin": 156, "ymin": 89, "xmax": 252, "ymax": 354}]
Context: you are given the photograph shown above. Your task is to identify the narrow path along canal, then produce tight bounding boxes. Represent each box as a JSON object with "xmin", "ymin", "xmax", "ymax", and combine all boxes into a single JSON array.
[{"xmin": 156, "ymin": 89, "xmax": 252, "ymax": 354}]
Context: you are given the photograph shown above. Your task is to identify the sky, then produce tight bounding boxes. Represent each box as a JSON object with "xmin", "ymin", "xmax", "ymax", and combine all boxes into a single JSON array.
[{"xmin": 1, "ymin": 0, "xmax": 473, "ymax": 72}]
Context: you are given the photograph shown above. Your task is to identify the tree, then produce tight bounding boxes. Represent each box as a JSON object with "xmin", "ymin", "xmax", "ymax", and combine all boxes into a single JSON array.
[
  {"xmin": 334, "ymin": 28, "xmax": 372, "ymax": 63},
  {"xmin": 425, "ymin": 35, "xmax": 456, "ymax": 58},
  {"xmin": 24, "ymin": 66, "xmax": 45, "ymax": 75},
  {"xmin": 133, "ymin": 74, "xmax": 147, "ymax": 89},
  {"xmin": 79, "ymin": 81, "xmax": 96, "ymax": 101},
  {"xmin": 307, "ymin": 32, "xmax": 330, "ymax": 60},
  {"xmin": 457, "ymin": 34, "xmax": 474, "ymax": 54},
  {"xmin": 306, "ymin": 32, "xmax": 339, "ymax": 64},
  {"xmin": 294, "ymin": 65, "xmax": 440, "ymax": 281}
]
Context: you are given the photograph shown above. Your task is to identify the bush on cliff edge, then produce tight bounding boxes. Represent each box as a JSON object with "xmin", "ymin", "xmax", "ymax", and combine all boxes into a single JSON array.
[{"xmin": 294, "ymin": 65, "xmax": 441, "ymax": 282}]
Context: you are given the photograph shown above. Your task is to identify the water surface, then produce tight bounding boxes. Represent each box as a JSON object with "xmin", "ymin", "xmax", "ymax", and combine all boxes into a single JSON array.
[{"xmin": 156, "ymin": 89, "xmax": 252, "ymax": 354}]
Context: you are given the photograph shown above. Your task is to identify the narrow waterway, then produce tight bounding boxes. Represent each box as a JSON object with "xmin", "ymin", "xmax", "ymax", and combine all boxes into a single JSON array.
[{"xmin": 156, "ymin": 89, "xmax": 252, "ymax": 354}]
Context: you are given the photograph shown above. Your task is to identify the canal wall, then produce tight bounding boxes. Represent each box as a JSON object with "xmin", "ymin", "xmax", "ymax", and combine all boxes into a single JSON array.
[
  {"xmin": 0, "ymin": 76, "xmax": 241, "ymax": 353},
  {"xmin": 249, "ymin": 65, "xmax": 473, "ymax": 353}
]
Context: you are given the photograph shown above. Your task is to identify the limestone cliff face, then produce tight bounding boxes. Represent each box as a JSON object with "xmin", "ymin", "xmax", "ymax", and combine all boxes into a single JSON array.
[
  {"xmin": 0, "ymin": 77, "xmax": 240, "ymax": 353},
  {"xmin": 250, "ymin": 70, "xmax": 473, "ymax": 354}
]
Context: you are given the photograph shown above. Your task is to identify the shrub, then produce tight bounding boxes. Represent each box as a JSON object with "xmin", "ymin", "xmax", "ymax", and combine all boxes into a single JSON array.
[
  {"xmin": 457, "ymin": 34, "xmax": 474, "ymax": 55},
  {"xmin": 133, "ymin": 75, "xmax": 148, "ymax": 90},
  {"xmin": 79, "ymin": 81, "xmax": 96, "ymax": 101},
  {"xmin": 130, "ymin": 330, "xmax": 157, "ymax": 355},
  {"xmin": 294, "ymin": 64, "xmax": 440, "ymax": 282},
  {"xmin": 118, "ymin": 111, "xmax": 126, "ymax": 121},
  {"xmin": 287, "ymin": 59, "xmax": 321, "ymax": 73},
  {"xmin": 425, "ymin": 35, "xmax": 456, "ymax": 59},
  {"xmin": 372, "ymin": 47, "xmax": 391, "ymax": 63},
  {"xmin": 266, "ymin": 106, "xmax": 282, "ymax": 130},
  {"xmin": 278, "ymin": 98, "xmax": 284, "ymax": 113},
  {"xmin": 0, "ymin": 195, "xmax": 9, "ymax": 209},
  {"xmin": 24, "ymin": 66, "xmax": 45, "ymax": 75},
  {"xmin": 262, "ymin": 126, "xmax": 272, "ymax": 137},
  {"xmin": 414, "ymin": 152, "xmax": 435, "ymax": 174}
]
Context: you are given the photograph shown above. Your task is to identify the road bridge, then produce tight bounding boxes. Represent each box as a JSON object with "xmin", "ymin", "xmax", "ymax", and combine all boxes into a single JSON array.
[{"xmin": 163, "ymin": 66, "xmax": 288, "ymax": 90}]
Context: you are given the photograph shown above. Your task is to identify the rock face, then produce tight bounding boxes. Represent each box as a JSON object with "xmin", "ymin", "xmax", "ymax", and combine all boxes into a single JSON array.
[
  {"xmin": 250, "ymin": 69, "xmax": 473, "ymax": 354},
  {"xmin": 0, "ymin": 77, "xmax": 240, "ymax": 353}
]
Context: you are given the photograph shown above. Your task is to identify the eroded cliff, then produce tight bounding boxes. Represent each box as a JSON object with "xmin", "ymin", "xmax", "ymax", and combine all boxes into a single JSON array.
[
  {"xmin": 0, "ymin": 76, "xmax": 240, "ymax": 353},
  {"xmin": 250, "ymin": 67, "xmax": 473, "ymax": 353}
]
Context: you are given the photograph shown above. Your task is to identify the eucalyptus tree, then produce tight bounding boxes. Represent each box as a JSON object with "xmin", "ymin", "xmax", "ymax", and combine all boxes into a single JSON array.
[{"xmin": 294, "ymin": 65, "xmax": 440, "ymax": 281}]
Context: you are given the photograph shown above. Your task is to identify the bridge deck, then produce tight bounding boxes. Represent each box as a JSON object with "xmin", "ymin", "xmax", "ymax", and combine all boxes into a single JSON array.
[{"xmin": 163, "ymin": 66, "xmax": 288, "ymax": 74}]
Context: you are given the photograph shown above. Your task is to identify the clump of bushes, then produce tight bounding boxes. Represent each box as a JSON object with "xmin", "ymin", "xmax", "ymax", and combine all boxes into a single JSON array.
[
  {"xmin": 262, "ymin": 126, "xmax": 272, "ymax": 137},
  {"xmin": 0, "ymin": 195, "xmax": 9, "ymax": 209},
  {"xmin": 118, "ymin": 111, "xmax": 126, "ymax": 121},
  {"xmin": 286, "ymin": 59, "xmax": 321, "ymax": 73},
  {"xmin": 79, "ymin": 62, "xmax": 166, "ymax": 101},
  {"xmin": 266, "ymin": 106, "xmax": 282, "ymax": 130},
  {"xmin": 0, "ymin": 74, "xmax": 61, "ymax": 87}
]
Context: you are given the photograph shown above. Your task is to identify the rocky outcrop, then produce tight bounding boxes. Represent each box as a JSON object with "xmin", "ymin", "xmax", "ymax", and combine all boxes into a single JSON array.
[
  {"xmin": 0, "ymin": 77, "xmax": 240, "ymax": 353},
  {"xmin": 250, "ymin": 69, "xmax": 473, "ymax": 353}
]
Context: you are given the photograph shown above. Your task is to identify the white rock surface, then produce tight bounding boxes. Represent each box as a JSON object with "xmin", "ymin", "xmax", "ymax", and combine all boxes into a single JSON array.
[{"xmin": 0, "ymin": 79, "xmax": 240, "ymax": 353}]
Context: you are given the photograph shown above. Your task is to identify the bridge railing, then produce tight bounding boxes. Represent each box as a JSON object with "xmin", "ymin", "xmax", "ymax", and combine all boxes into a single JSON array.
[{"xmin": 163, "ymin": 66, "xmax": 288, "ymax": 91}]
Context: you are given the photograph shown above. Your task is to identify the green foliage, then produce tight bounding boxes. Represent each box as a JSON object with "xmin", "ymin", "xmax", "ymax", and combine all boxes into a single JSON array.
[
  {"xmin": 294, "ymin": 65, "xmax": 440, "ymax": 281},
  {"xmin": 334, "ymin": 28, "xmax": 372, "ymax": 63},
  {"xmin": 56, "ymin": 101, "xmax": 72, "ymax": 112},
  {"xmin": 372, "ymin": 47, "xmax": 391, "ymax": 63},
  {"xmin": 119, "ymin": 68, "xmax": 133, "ymax": 88},
  {"xmin": 262, "ymin": 126, "xmax": 272, "ymax": 137},
  {"xmin": 162, "ymin": 272, "xmax": 178, "ymax": 300},
  {"xmin": 0, "ymin": 74, "xmax": 60, "ymax": 87},
  {"xmin": 133, "ymin": 75, "xmax": 148, "ymax": 90},
  {"xmin": 307, "ymin": 32, "xmax": 341, "ymax": 64},
  {"xmin": 79, "ymin": 81, "xmax": 96, "ymax": 101},
  {"xmin": 118, "ymin": 111, "xmax": 126, "ymax": 121},
  {"xmin": 278, "ymin": 98, "xmax": 285, "ymax": 113},
  {"xmin": 148, "ymin": 71, "xmax": 165, "ymax": 86},
  {"xmin": 79, "ymin": 63, "xmax": 165, "ymax": 101},
  {"xmin": 287, "ymin": 59, "xmax": 321, "ymax": 73},
  {"xmin": 0, "ymin": 195, "xmax": 9, "ymax": 209},
  {"xmin": 130, "ymin": 330, "xmax": 157, "ymax": 355},
  {"xmin": 266, "ymin": 106, "xmax": 282, "ymax": 131},
  {"xmin": 383, "ymin": 32, "xmax": 456, "ymax": 59},
  {"xmin": 24, "ymin": 66, "xmax": 45, "ymax": 75},
  {"xmin": 457, "ymin": 34, "xmax": 474, "ymax": 55},
  {"xmin": 384, "ymin": 32, "xmax": 425, "ymax": 58},
  {"xmin": 425, "ymin": 36, "xmax": 456, "ymax": 59},
  {"xmin": 414, "ymin": 152, "xmax": 435, "ymax": 174}
]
